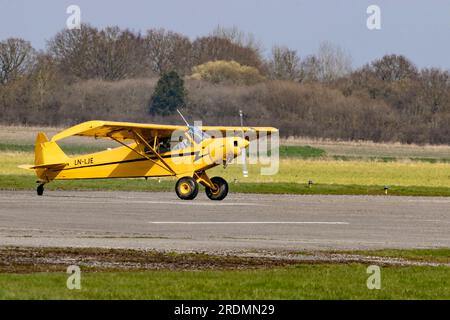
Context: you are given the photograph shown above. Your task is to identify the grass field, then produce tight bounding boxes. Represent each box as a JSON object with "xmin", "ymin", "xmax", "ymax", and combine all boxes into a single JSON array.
[
  {"xmin": 2, "ymin": 265, "xmax": 450, "ymax": 299},
  {"xmin": 0, "ymin": 142, "xmax": 108, "ymax": 155},
  {"xmin": 1, "ymin": 124, "xmax": 450, "ymax": 196},
  {"xmin": 1, "ymin": 126, "xmax": 449, "ymax": 300},
  {"xmin": 4, "ymin": 149, "xmax": 450, "ymax": 187},
  {"xmin": 338, "ymin": 248, "xmax": 450, "ymax": 264},
  {"xmin": 282, "ymin": 137, "xmax": 450, "ymax": 160},
  {"xmin": 2, "ymin": 149, "xmax": 450, "ymax": 196},
  {"xmin": 3, "ymin": 125, "xmax": 449, "ymax": 160},
  {"xmin": 1, "ymin": 247, "xmax": 450, "ymax": 299}
]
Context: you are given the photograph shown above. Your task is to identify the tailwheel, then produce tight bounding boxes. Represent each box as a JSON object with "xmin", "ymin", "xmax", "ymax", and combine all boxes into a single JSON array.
[
  {"xmin": 205, "ymin": 177, "xmax": 228, "ymax": 201},
  {"xmin": 175, "ymin": 177, "xmax": 199, "ymax": 200},
  {"xmin": 37, "ymin": 184, "xmax": 44, "ymax": 196}
]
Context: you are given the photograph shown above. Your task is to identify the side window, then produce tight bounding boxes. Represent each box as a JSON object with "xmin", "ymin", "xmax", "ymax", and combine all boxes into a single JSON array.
[
  {"xmin": 172, "ymin": 135, "xmax": 191, "ymax": 151},
  {"xmin": 144, "ymin": 137, "xmax": 172, "ymax": 154},
  {"xmin": 158, "ymin": 137, "xmax": 171, "ymax": 153}
]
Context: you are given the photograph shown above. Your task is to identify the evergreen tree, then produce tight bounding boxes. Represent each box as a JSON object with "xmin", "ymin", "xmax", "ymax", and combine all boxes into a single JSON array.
[{"xmin": 149, "ymin": 71, "xmax": 185, "ymax": 115}]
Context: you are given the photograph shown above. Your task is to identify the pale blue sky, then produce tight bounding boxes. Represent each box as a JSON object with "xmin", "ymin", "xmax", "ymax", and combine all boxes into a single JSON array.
[{"xmin": 1, "ymin": 0, "xmax": 450, "ymax": 69}]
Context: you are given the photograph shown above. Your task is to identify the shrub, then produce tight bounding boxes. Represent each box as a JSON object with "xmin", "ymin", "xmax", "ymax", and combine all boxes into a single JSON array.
[{"xmin": 190, "ymin": 60, "xmax": 264, "ymax": 85}]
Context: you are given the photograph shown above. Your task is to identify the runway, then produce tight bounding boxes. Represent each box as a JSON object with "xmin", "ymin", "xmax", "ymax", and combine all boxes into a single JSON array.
[{"xmin": 1, "ymin": 190, "xmax": 450, "ymax": 252}]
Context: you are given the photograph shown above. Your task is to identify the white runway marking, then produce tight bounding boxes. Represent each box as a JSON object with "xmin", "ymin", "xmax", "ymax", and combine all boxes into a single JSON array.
[
  {"xmin": 0, "ymin": 198, "xmax": 261, "ymax": 206},
  {"xmin": 405, "ymin": 199, "xmax": 450, "ymax": 204},
  {"xmin": 140, "ymin": 201, "xmax": 262, "ymax": 206},
  {"xmin": 149, "ymin": 221, "xmax": 349, "ymax": 225}
]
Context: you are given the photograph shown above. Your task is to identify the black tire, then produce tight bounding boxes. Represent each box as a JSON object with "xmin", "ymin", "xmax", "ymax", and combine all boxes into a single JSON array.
[
  {"xmin": 205, "ymin": 177, "xmax": 228, "ymax": 201},
  {"xmin": 175, "ymin": 177, "xmax": 199, "ymax": 200},
  {"xmin": 37, "ymin": 184, "xmax": 44, "ymax": 196}
]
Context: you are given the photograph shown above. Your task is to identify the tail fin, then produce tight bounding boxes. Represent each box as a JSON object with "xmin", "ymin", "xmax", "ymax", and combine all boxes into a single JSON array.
[{"xmin": 34, "ymin": 132, "xmax": 69, "ymax": 168}]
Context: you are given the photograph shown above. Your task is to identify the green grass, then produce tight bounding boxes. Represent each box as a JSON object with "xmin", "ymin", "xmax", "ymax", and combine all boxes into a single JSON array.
[
  {"xmin": 331, "ymin": 155, "xmax": 450, "ymax": 163},
  {"xmin": 0, "ymin": 142, "xmax": 107, "ymax": 155},
  {"xmin": 227, "ymin": 181, "xmax": 450, "ymax": 197},
  {"xmin": 278, "ymin": 145, "xmax": 326, "ymax": 158},
  {"xmin": 4, "ymin": 142, "xmax": 450, "ymax": 163},
  {"xmin": 339, "ymin": 249, "xmax": 450, "ymax": 264},
  {"xmin": 212, "ymin": 158, "xmax": 450, "ymax": 188},
  {"xmin": 274, "ymin": 145, "xmax": 450, "ymax": 163},
  {"xmin": 3, "ymin": 174, "xmax": 450, "ymax": 196},
  {"xmin": 1, "ymin": 143, "xmax": 327, "ymax": 159},
  {"xmin": 1, "ymin": 264, "xmax": 450, "ymax": 299},
  {"xmin": 0, "ymin": 174, "xmax": 175, "ymax": 192},
  {"xmin": 1, "ymin": 247, "xmax": 450, "ymax": 299},
  {"xmin": 3, "ymin": 147, "xmax": 450, "ymax": 196}
]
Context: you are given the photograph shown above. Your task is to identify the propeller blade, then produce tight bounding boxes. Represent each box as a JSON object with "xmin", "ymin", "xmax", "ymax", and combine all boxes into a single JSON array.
[
  {"xmin": 241, "ymin": 147, "xmax": 248, "ymax": 177},
  {"xmin": 176, "ymin": 109, "xmax": 190, "ymax": 126},
  {"xmin": 239, "ymin": 110, "xmax": 248, "ymax": 178}
]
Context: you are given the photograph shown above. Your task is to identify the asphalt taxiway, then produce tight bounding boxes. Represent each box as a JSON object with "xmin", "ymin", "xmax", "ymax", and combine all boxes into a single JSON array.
[{"xmin": 1, "ymin": 190, "xmax": 449, "ymax": 252}]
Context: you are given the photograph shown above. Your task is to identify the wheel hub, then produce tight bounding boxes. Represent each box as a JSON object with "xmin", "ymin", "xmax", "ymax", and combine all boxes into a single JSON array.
[
  {"xmin": 210, "ymin": 184, "xmax": 220, "ymax": 195},
  {"xmin": 179, "ymin": 182, "xmax": 191, "ymax": 195}
]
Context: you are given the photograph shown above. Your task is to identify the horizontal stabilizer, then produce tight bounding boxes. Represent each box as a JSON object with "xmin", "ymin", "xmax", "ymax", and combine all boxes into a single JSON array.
[
  {"xmin": 19, "ymin": 162, "xmax": 68, "ymax": 170},
  {"xmin": 18, "ymin": 164, "xmax": 34, "ymax": 170}
]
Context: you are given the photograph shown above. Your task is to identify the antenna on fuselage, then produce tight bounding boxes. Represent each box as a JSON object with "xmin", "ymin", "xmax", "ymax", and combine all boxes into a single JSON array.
[{"xmin": 177, "ymin": 109, "xmax": 190, "ymax": 127}]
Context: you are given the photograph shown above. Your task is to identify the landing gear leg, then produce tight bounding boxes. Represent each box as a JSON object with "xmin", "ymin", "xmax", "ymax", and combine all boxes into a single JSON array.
[
  {"xmin": 195, "ymin": 172, "xmax": 229, "ymax": 201},
  {"xmin": 37, "ymin": 183, "xmax": 44, "ymax": 196},
  {"xmin": 205, "ymin": 177, "xmax": 228, "ymax": 201}
]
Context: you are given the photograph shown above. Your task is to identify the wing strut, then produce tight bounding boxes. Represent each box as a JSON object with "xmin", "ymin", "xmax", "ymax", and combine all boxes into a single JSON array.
[
  {"xmin": 108, "ymin": 134, "xmax": 176, "ymax": 176},
  {"xmin": 132, "ymin": 130, "xmax": 177, "ymax": 175}
]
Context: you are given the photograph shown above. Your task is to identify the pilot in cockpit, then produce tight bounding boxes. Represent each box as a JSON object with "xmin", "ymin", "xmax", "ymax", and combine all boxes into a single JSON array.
[{"xmin": 158, "ymin": 138, "xmax": 171, "ymax": 153}]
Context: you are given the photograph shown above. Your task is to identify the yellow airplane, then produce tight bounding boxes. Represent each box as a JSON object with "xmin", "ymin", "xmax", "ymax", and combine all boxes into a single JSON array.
[{"xmin": 21, "ymin": 114, "xmax": 277, "ymax": 200}]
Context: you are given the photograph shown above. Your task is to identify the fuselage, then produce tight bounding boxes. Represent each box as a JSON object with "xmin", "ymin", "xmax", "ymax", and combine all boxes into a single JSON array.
[{"xmin": 37, "ymin": 136, "xmax": 248, "ymax": 181}]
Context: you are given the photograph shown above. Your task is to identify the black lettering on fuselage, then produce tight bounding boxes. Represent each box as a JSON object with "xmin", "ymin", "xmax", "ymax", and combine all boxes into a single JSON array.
[{"xmin": 74, "ymin": 157, "xmax": 94, "ymax": 166}]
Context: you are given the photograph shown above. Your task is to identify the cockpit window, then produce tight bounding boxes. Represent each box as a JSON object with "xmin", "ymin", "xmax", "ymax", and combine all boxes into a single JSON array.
[
  {"xmin": 188, "ymin": 126, "xmax": 210, "ymax": 144},
  {"xmin": 169, "ymin": 126, "xmax": 211, "ymax": 152},
  {"xmin": 172, "ymin": 137, "xmax": 191, "ymax": 151}
]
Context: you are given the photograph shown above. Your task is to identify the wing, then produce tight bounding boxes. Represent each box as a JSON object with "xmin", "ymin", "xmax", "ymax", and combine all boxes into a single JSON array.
[
  {"xmin": 51, "ymin": 121, "xmax": 187, "ymax": 142},
  {"xmin": 200, "ymin": 126, "xmax": 278, "ymax": 140},
  {"xmin": 50, "ymin": 120, "xmax": 278, "ymax": 142}
]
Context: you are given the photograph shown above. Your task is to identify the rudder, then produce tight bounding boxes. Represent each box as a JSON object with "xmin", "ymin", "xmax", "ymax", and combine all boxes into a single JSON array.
[{"xmin": 34, "ymin": 132, "xmax": 69, "ymax": 166}]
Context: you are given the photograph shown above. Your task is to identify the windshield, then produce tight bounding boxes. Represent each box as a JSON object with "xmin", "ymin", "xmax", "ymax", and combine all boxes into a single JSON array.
[
  {"xmin": 172, "ymin": 126, "xmax": 210, "ymax": 151},
  {"xmin": 188, "ymin": 126, "xmax": 210, "ymax": 144},
  {"xmin": 172, "ymin": 138, "xmax": 191, "ymax": 151}
]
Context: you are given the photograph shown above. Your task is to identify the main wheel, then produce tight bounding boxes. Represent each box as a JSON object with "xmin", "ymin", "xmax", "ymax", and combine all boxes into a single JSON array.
[
  {"xmin": 175, "ymin": 177, "xmax": 199, "ymax": 200},
  {"xmin": 37, "ymin": 184, "xmax": 44, "ymax": 196},
  {"xmin": 205, "ymin": 177, "xmax": 228, "ymax": 201}
]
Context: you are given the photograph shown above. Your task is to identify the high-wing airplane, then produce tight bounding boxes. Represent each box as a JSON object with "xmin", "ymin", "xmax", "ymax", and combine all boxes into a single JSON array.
[{"xmin": 20, "ymin": 113, "xmax": 277, "ymax": 200}]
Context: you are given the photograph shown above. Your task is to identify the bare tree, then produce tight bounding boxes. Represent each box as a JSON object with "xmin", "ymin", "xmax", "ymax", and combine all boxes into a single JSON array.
[
  {"xmin": 0, "ymin": 38, "xmax": 36, "ymax": 84},
  {"xmin": 370, "ymin": 54, "xmax": 418, "ymax": 82},
  {"xmin": 299, "ymin": 55, "xmax": 321, "ymax": 82},
  {"xmin": 191, "ymin": 36, "xmax": 263, "ymax": 71},
  {"xmin": 144, "ymin": 29, "xmax": 192, "ymax": 75},
  {"xmin": 211, "ymin": 25, "xmax": 263, "ymax": 55},
  {"xmin": 316, "ymin": 42, "xmax": 352, "ymax": 82},
  {"xmin": 30, "ymin": 54, "xmax": 59, "ymax": 103},
  {"xmin": 47, "ymin": 24, "xmax": 99, "ymax": 80},
  {"xmin": 300, "ymin": 42, "xmax": 352, "ymax": 83},
  {"xmin": 93, "ymin": 27, "xmax": 147, "ymax": 80},
  {"xmin": 48, "ymin": 24, "xmax": 147, "ymax": 81},
  {"xmin": 268, "ymin": 46, "xmax": 301, "ymax": 80},
  {"xmin": 418, "ymin": 68, "xmax": 450, "ymax": 114}
]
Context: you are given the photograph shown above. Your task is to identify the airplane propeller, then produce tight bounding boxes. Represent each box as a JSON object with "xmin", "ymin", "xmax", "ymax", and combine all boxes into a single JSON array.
[{"xmin": 239, "ymin": 110, "xmax": 249, "ymax": 178}]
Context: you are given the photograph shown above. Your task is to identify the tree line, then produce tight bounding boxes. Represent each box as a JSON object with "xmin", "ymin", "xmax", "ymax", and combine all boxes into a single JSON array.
[{"xmin": 1, "ymin": 24, "xmax": 449, "ymax": 144}]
